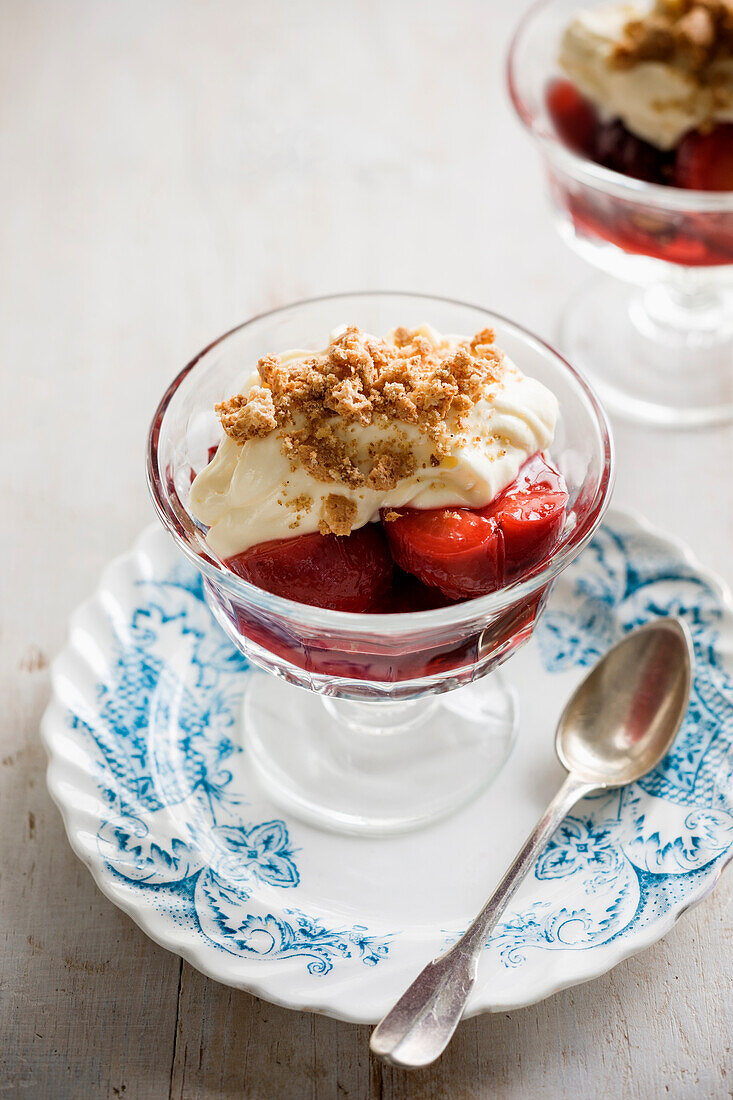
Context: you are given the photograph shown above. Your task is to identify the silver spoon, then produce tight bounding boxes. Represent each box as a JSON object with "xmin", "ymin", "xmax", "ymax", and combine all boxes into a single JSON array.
[{"xmin": 370, "ymin": 618, "xmax": 693, "ymax": 1069}]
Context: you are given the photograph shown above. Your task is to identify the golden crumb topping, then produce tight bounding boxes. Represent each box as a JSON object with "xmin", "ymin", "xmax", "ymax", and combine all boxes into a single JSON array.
[
  {"xmin": 318, "ymin": 494, "xmax": 359, "ymax": 536},
  {"xmin": 610, "ymin": 0, "xmax": 733, "ymax": 74},
  {"xmin": 364, "ymin": 450, "xmax": 418, "ymax": 491},
  {"xmin": 216, "ymin": 386, "xmax": 277, "ymax": 442},
  {"xmin": 214, "ymin": 325, "xmax": 505, "ymax": 535}
]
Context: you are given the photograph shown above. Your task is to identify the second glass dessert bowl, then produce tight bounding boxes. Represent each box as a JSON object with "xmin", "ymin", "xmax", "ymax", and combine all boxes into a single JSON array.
[
  {"xmin": 148, "ymin": 292, "xmax": 613, "ymax": 835},
  {"xmin": 508, "ymin": 0, "xmax": 733, "ymax": 427}
]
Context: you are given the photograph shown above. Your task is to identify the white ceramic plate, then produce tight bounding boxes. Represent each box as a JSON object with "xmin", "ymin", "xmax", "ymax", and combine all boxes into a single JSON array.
[{"xmin": 42, "ymin": 512, "xmax": 733, "ymax": 1023}]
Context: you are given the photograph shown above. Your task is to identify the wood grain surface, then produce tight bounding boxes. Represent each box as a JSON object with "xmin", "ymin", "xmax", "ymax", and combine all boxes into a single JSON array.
[{"xmin": 1, "ymin": 1, "xmax": 731, "ymax": 1096}]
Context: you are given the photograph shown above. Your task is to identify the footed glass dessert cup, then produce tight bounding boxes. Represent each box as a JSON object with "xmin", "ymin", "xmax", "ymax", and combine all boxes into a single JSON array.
[
  {"xmin": 508, "ymin": 0, "xmax": 733, "ymax": 427},
  {"xmin": 148, "ymin": 292, "xmax": 613, "ymax": 835}
]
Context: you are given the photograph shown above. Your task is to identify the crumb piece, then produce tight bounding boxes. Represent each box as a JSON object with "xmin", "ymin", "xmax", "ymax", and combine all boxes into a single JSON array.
[
  {"xmin": 283, "ymin": 432, "xmax": 365, "ymax": 487},
  {"xmin": 326, "ymin": 377, "xmax": 372, "ymax": 423},
  {"xmin": 382, "ymin": 510, "xmax": 401, "ymax": 522},
  {"xmin": 216, "ymin": 387, "xmax": 277, "ymax": 443},
  {"xmin": 365, "ymin": 450, "xmax": 417, "ymax": 491},
  {"xmin": 679, "ymin": 5, "xmax": 716, "ymax": 46},
  {"xmin": 318, "ymin": 494, "xmax": 358, "ymax": 536},
  {"xmin": 610, "ymin": 0, "xmax": 733, "ymax": 74},
  {"xmin": 216, "ymin": 323, "xmax": 506, "ymax": 490},
  {"xmin": 470, "ymin": 327, "xmax": 496, "ymax": 348},
  {"xmin": 392, "ymin": 326, "xmax": 413, "ymax": 347}
]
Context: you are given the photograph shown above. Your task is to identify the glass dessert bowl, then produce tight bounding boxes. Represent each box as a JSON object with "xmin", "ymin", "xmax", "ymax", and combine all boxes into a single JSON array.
[
  {"xmin": 508, "ymin": 0, "xmax": 733, "ymax": 427},
  {"xmin": 147, "ymin": 292, "xmax": 613, "ymax": 835}
]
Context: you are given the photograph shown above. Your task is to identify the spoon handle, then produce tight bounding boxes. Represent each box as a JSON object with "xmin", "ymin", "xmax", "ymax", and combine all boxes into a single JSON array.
[{"xmin": 370, "ymin": 772, "xmax": 596, "ymax": 1068}]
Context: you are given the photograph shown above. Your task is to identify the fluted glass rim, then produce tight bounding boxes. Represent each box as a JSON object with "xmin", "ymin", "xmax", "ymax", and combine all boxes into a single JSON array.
[{"xmin": 146, "ymin": 291, "xmax": 614, "ymax": 636}]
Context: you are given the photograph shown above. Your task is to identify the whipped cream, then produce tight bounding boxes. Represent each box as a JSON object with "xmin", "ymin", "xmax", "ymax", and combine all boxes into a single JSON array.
[
  {"xmin": 560, "ymin": 2, "xmax": 733, "ymax": 149},
  {"xmin": 190, "ymin": 327, "xmax": 558, "ymax": 559}
]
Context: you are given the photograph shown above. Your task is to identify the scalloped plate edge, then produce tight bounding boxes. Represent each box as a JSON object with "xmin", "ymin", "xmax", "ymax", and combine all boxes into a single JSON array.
[{"xmin": 40, "ymin": 510, "xmax": 733, "ymax": 1023}]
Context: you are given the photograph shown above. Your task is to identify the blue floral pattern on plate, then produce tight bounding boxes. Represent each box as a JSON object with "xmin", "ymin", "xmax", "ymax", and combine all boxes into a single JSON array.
[
  {"xmin": 484, "ymin": 520, "xmax": 733, "ymax": 965},
  {"xmin": 65, "ymin": 564, "xmax": 392, "ymax": 977},
  {"xmin": 42, "ymin": 514, "xmax": 733, "ymax": 1018}
]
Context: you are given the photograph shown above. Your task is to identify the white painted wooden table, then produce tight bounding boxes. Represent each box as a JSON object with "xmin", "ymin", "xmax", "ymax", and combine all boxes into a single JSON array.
[{"xmin": 2, "ymin": 1, "xmax": 731, "ymax": 1096}]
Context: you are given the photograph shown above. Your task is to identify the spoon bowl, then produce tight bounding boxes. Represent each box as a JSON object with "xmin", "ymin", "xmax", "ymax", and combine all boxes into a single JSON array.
[{"xmin": 557, "ymin": 618, "xmax": 693, "ymax": 787}]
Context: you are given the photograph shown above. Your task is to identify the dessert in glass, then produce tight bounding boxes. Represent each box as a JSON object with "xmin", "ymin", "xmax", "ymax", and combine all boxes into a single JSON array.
[
  {"xmin": 508, "ymin": 0, "xmax": 733, "ymax": 426},
  {"xmin": 148, "ymin": 293, "xmax": 613, "ymax": 835}
]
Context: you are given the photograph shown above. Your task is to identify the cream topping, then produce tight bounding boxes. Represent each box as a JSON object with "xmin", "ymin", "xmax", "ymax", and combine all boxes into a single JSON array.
[
  {"xmin": 190, "ymin": 326, "xmax": 559, "ymax": 558},
  {"xmin": 560, "ymin": 2, "xmax": 733, "ymax": 149}
]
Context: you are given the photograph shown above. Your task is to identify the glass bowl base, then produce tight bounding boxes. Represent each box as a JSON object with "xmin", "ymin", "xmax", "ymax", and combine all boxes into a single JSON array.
[
  {"xmin": 560, "ymin": 277, "xmax": 733, "ymax": 428},
  {"xmin": 242, "ymin": 672, "xmax": 518, "ymax": 836}
]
